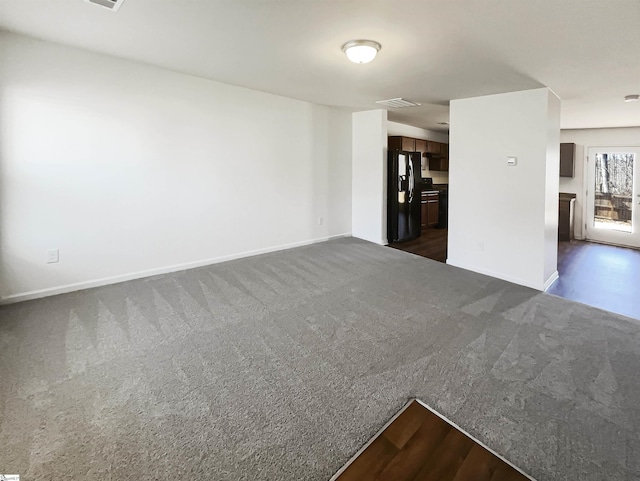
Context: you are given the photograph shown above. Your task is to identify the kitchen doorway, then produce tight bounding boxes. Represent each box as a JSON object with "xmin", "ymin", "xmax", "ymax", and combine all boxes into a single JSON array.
[
  {"xmin": 388, "ymin": 228, "xmax": 448, "ymax": 263},
  {"xmin": 585, "ymin": 147, "xmax": 640, "ymax": 248}
]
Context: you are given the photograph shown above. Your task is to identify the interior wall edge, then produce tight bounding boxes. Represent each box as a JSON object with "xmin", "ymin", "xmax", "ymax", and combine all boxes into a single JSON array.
[{"xmin": 0, "ymin": 233, "xmax": 351, "ymax": 305}]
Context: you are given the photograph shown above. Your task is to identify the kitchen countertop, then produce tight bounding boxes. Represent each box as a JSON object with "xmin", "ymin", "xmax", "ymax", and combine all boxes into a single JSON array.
[{"xmin": 420, "ymin": 181, "xmax": 447, "ymax": 193}]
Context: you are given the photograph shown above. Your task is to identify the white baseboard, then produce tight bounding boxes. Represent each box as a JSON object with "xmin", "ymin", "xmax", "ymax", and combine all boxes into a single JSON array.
[
  {"xmin": 0, "ymin": 233, "xmax": 351, "ymax": 305},
  {"xmin": 446, "ymin": 259, "xmax": 547, "ymax": 291},
  {"xmin": 352, "ymin": 235, "xmax": 388, "ymax": 246},
  {"xmin": 543, "ymin": 270, "xmax": 559, "ymax": 291},
  {"xmin": 581, "ymin": 238, "xmax": 640, "ymax": 250}
]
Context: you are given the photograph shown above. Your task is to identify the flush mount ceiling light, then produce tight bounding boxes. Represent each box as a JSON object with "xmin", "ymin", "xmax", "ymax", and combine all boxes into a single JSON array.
[
  {"xmin": 341, "ymin": 39, "xmax": 381, "ymax": 64},
  {"xmin": 624, "ymin": 94, "xmax": 640, "ymax": 102}
]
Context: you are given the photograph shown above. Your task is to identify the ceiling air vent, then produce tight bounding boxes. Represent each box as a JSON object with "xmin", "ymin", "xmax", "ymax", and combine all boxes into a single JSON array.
[
  {"xmin": 84, "ymin": 0, "xmax": 125, "ymax": 12},
  {"xmin": 375, "ymin": 98, "xmax": 422, "ymax": 108}
]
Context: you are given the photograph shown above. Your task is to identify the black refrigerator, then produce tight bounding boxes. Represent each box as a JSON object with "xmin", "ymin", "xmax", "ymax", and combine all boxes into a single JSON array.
[{"xmin": 388, "ymin": 150, "xmax": 421, "ymax": 243}]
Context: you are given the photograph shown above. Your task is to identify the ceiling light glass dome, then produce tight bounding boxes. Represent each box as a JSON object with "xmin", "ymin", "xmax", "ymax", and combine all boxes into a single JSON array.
[{"xmin": 341, "ymin": 40, "xmax": 381, "ymax": 64}]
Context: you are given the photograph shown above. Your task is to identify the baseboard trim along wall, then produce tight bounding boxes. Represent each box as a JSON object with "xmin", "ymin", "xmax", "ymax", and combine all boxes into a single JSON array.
[
  {"xmin": 543, "ymin": 270, "xmax": 560, "ymax": 291},
  {"xmin": 0, "ymin": 233, "xmax": 351, "ymax": 305},
  {"xmin": 351, "ymin": 235, "xmax": 387, "ymax": 246},
  {"xmin": 446, "ymin": 259, "xmax": 551, "ymax": 291}
]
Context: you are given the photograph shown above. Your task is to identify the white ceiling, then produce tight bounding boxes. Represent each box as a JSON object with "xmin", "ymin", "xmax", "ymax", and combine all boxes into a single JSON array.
[{"xmin": 1, "ymin": 0, "xmax": 639, "ymax": 133}]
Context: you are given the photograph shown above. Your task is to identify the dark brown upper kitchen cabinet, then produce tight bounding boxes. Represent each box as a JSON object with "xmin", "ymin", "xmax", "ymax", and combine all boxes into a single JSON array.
[
  {"xmin": 426, "ymin": 141, "xmax": 441, "ymax": 154},
  {"xmin": 429, "ymin": 157, "xmax": 449, "ymax": 171},
  {"xmin": 427, "ymin": 142, "xmax": 449, "ymax": 171},
  {"xmin": 388, "ymin": 136, "xmax": 450, "ymax": 171},
  {"xmin": 560, "ymin": 143, "xmax": 575, "ymax": 177},
  {"xmin": 388, "ymin": 136, "xmax": 415, "ymax": 152}
]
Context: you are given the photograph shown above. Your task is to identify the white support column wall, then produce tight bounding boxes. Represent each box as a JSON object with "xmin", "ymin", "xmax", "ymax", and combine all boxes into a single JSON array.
[
  {"xmin": 447, "ymin": 88, "xmax": 560, "ymax": 290},
  {"xmin": 352, "ymin": 109, "xmax": 388, "ymax": 245}
]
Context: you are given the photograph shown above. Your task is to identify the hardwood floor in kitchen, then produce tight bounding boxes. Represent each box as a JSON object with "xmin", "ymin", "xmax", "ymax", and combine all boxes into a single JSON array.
[
  {"xmin": 547, "ymin": 239, "xmax": 640, "ymax": 320},
  {"xmin": 388, "ymin": 228, "xmax": 448, "ymax": 263}
]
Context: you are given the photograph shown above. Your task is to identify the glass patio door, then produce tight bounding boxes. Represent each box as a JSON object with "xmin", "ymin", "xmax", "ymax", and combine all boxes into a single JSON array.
[{"xmin": 585, "ymin": 147, "xmax": 640, "ymax": 248}]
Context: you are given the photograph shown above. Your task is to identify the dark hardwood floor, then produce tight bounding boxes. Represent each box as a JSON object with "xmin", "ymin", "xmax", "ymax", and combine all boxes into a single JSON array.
[
  {"xmin": 547, "ymin": 240, "xmax": 640, "ymax": 320},
  {"xmin": 388, "ymin": 228, "xmax": 448, "ymax": 263},
  {"xmin": 334, "ymin": 400, "xmax": 531, "ymax": 481}
]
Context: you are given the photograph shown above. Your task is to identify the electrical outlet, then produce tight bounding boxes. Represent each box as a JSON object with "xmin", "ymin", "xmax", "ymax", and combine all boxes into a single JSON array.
[
  {"xmin": 318, "ymin": 217, "xmax": 324, "ymax": 225},
  {"xmin": 47, "ymin": 248, "xmax": 59, "ymax": 264}
]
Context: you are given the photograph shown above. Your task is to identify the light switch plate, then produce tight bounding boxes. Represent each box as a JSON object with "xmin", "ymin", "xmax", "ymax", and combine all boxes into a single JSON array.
[
  {"xmin": 47, "ymin": 248, "xmax": 59, "ymax": 264},
  {"xmin": 507, "ymin": 156, "xmax": 517, "ymax": 166}
]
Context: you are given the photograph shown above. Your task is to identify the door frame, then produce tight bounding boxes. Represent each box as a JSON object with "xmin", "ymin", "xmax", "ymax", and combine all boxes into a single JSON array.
[{"xmin": 584, "ymin": 146, "xmax": 640, "ymax": 248}]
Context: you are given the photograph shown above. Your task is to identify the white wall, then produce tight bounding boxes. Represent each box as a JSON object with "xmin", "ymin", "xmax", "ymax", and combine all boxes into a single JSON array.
[
  {"xmin": 544, "ymin": 93, "xmax": 561, "ymax": 284},
  {"xmin": 387, "ymin": 121, "xmax": 450, "ymax": 184},
  {"xmin": 0, "ymin": 32, "xmax": 352, "ymax": 302},
  {"xmin": 560, "ymin": 127, "xmax": 640, "ymax": 239},
  {"xmin": 448, "ymin": 88, "xmax": 560, "ymax": 291},
  {"xmin": 352, "ymin": 110, "xmax": 388, "ymax": 244}
]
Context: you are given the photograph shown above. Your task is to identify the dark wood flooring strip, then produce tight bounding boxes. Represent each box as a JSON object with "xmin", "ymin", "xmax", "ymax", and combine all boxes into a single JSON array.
[
  {"xmin": 334, "ymin": 400, "xmax": 532, "ymax": 481},
  {"xmin": 382, "ymin": 400, "xmax": 433, "ymax": 450},
  {"xmin": 490, "ymin": 463, "xmax": 530, "ymax": 481},
  {"xmin": 337, "ymin": 435, "xmax": 398, "ymax": 481},
  {"xmin": 376, "ymin": 413, "xmax": 451, "ymax": 481},
  {"xmin": 451, "ymin": 443, "xmax": 501, "ymax": 481},
  {"xmin": 411, "ymin": 428, "xmax": 475, "ymax": 481}
]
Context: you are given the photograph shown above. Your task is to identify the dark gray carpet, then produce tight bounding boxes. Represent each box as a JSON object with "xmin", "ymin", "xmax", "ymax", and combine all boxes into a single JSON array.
[{"xmin": 1, "ymin": 237, "xmax": 639, "ymax": 480}]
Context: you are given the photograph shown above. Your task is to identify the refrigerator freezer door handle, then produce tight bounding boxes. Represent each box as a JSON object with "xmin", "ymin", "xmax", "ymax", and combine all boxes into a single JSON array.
[{"xmin": 407, "ymin": 158, "xmax": 414, "ymax": 203}]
